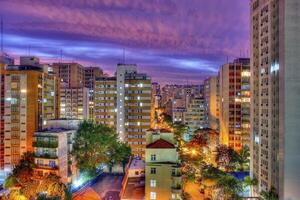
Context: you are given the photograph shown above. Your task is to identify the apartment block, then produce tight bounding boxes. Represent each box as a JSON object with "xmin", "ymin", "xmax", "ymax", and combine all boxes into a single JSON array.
[
  {"xmin": 251, "ymin": 0, "xmax": 300, "ymax": 199},
  {"xmin": 0, "ymin": 61, "xmax": 59, "ymax": 172},
  {"xmin": 33, "ymin": 119, "xmax": 80, "ymax": 184},
  {"xmin": 145, "ymin": 129, "xmax": 182, "ymax": 200},
  {"xmin": 183, "ymin": 96, "xmax": 207, "ymax": 132},
  {"xmin": 204, "ymin": 76, "xmax": 220, "ymax": 131},
  {"xmin": 94, "ymin": 64, "xmax": 151, "ymax": 157},
  {"xmin": 52, "ymin": 62, "xmax": 84, "ymax": 88},
  {"xmin": 60, "ymin": 86, "xmax": 89, "ymax": 120},
  {"xmin": 84, "ymin": 67, "xmax": 103, "ymax": 119},
  {"xmin": 219, "ymin": 58, "xmax": 250, "ymax": 152}
]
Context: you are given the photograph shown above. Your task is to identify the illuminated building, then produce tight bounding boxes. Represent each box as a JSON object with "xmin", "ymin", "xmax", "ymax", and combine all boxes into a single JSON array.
[
  {"xmin": 33, "ymin": 119, "xmax": 80, "ymax": 184},
  {"xmin": 84, "ymin": 67, "xmax": 103, "ymax": 119},
  {"xmin": 60, "ymin": 86, "xmax": 89, "ymax": 120},
  {"xmin": 183, "ymin": 96, "xmax": 207, "ymax": 132},
  {"xmin": 250, "ymin": 0, "xmax": 300, "ymax": 198},
  {"xmin": 0, "ymin": 58, "xmax": 60, "ymax": 172},
  {"xmin": 204, "ymin": 76, "xmax": 220, "ymax": 131},
  {"xmin": 219, "ymin": 58, "xmax": 250, "ymax": 151},
  {"xmin": 52, "ymin": 62, "xmax": 89, "ymax": 119},
  {"xmin": 145, "ymin": 129, "xmax": 182, "ymax": 200},
  {"xmin": 94, "ymin": 64, "xmax": 151, "ymax": 157}
]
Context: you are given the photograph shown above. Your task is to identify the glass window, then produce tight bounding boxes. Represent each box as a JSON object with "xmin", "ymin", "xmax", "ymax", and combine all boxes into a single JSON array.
[
  {"xmin": 150, "ymin": 192, "xmax": 156, "ymax": 200},
  {"xmin": 150, "ymin": 179, "xmax": 156, "ymax": 187},
  {"xmin": 151, "ymin": 154, "xmax": 156, "ymax": 161},
  {"xmin": 150, "ymin": 168, "xmax": 156, "ymax": 174}
]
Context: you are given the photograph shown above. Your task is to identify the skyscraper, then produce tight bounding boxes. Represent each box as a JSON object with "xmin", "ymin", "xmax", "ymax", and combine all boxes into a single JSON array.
[
  {"xmin": 94, "ymin": 64, "xmax": 151, "ymax": 157},
  {"xmin": 0, "ymin": 59, "xmax": 60, "ymax": 172},
  {"xmin": 251, "ymin": 0, "xmax": 300, "ymax": 198},
  {"xmin": 52, "ymin": 62, "xmax": 89, "ymax": 119},
  {"xmin": 204, "ymin": 76, "xmax": 220, "ymax": 131},
  {"xmin": 219, "ymin": 58, "xmax": 250, "ymax": 152}
]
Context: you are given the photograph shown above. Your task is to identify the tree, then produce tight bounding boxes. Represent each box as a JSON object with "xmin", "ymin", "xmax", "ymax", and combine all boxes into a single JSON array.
[
  {"xmin": 73, "ymin": 120, "xmax": 132, "ymax": 175},
  {"xmin": 37, "ymin": 175, "xmax": 66, "ymax": 199},
  {"xmin": 215, "ymin": 145, "xmax": 239, "ymax": 172},
  {"xmin": 243, "ymin": 176, "xmax": 258, "ymax": 196},
  {"xmin": 216, "ymin": 175, "xmax": 243, "ymax": 200},
  {"xmin": 260, "ymin": 187, "xmax": 278, "ymax": 200},
  {"xmin": 72, "ymin": 120, "xmax": 119, "ymax": 175},
  {"xmin": 237, "ymin": 145, "xmax": 250, "ymax": 171},
  {"xmin": 3, "ymin": 176, "xmax": 18, "ymax": 189},
  {"xmin": 12, "ymin": 152, "xmax": 36, "ymax": 184}
]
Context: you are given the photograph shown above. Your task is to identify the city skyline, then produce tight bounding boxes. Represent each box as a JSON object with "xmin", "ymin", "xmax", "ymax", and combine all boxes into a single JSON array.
[{"xmin": 0, "ymin": 0, "xmax": 250, "ymax": 84}]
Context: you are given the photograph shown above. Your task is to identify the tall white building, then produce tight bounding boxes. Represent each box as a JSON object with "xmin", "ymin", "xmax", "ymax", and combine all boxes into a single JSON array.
[{"xmin": 250, "ymin": 0, "xmax": 300, "ymax": 199}]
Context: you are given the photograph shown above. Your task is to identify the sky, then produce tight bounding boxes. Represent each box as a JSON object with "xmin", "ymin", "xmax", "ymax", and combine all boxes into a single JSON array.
[{"xmin": 0, "ymin": 0, "xmax": 250, "ymax": 85}]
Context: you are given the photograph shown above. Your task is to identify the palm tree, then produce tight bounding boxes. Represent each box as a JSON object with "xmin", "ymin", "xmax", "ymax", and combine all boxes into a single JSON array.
[
  {"xmin": 216, "ymin": 175, "xmax": 243, "ymax": 200},
  {"xmin": 237, "ymin": 145, "xmax": 250, "ymax": 171},
  {"xmin": 260, "ymin": 187, "xmax": 278, "ymax": 200},
  {"xmin": 243, "ymin": 176, "xmax": 258, "ymax": 196}
]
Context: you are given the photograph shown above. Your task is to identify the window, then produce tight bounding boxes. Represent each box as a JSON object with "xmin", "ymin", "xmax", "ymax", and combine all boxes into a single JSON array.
[
  {"xmin": 172, "ymin": 193, "xmax": 176, "ymax": 200},
  {"xmin": 150, "ymin": 192, "xmax": 156, "ymax": 200},
  {"xmin": 150, "ymin": 168, "xmax": 156, "ymax": 174},
  {"xmin": 151, "ymin": 154, "xmax": 156, "ymax": 161},
  {"xmin": 150, "ymin": 179, "xmax": 156, "ymax": 187}
]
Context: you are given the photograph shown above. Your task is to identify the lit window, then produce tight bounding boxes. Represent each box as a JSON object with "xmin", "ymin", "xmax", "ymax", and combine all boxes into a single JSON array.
[
  {"xmin": 150, "ymin": 180, "xmax": 156, "ymax": 187},
  {"xmin": 150, "ymin": 192, "xmax": 156, "ymax": 200}
]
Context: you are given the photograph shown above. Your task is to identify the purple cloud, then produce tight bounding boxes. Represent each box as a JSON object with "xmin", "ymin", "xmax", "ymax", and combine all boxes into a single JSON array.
[{"xmin": 0, "ymin": 0, "xmax": 250, "ymax": 84}]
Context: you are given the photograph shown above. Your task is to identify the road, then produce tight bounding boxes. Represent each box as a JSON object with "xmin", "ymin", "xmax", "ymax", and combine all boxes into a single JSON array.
[
  {"xmin": 184, "ymin": 181, "xmax": 205, "ymax": 200},
  {"xmin": 73, "ymin": 174, "xmax": 123, "ymax": 200}
]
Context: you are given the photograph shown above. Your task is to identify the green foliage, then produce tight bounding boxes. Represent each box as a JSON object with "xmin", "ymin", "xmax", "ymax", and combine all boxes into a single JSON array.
[
  {"xmin": 260, "ymin": 187, "xmax": 279, "ymax": 200},
  {"xmin": 12, "ymin": 152, "xmax": 36, "ymax": 184},
  {"xmin": 3, "ymin": 176, "xmax": 18, "ymax": 189},
  {"xmin": 216, "ymin": 175, "xmax": 243, "ymax": 200},
  {"xmin": 215, "ymin": 145, "xmax": 240, "ymax": 172},
  {"xmin": 237, "ymin": 145, "xmax": 250, "ymax": 171},
  {"xmin": 72, "ymin": 120, "xmax": 132, "ymax": 175},
  {"xmin": 243, "ymin": 176, "xmax": 258, "ymax": 187},
  {"xmin": 201, "ymin": 164, "xmax": 225, "ymax": 180}
]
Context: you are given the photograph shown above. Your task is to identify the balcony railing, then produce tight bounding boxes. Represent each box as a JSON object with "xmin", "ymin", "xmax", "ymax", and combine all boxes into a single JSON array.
[
  {"xmin": 34, "ymin": 153, "xmax": 58, "ymax": 159},
  {"xmin": 33, "ymin": 140, "xmax": 58, "ymax": 148}
]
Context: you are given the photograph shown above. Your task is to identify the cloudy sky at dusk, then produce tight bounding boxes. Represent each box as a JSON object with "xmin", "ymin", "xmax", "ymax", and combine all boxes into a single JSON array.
[{"xmin": 0, "ymin": 0, "xmax": 250, "ymax": 84}]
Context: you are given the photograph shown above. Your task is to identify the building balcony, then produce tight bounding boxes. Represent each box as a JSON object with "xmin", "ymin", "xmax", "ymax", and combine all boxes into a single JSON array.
[
  {"xmin": 171, "ymin": 185, "xmax": 182, "ymax": 194},
  {"xmin": 34, "ymin": 153, "xmax": 58, "ymax": 159},
  {"xmin": 35, "ymin": 164, "xmax": 59, "ymax": 170},
  {"xmin": 33, "ymin": 141, "xmax": 58, "ymax": 148}
]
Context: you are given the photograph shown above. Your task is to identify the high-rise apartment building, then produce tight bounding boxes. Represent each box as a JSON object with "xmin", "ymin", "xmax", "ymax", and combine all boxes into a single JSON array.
[
  {"xmin": 251, "ymin": 0, "xmax": 300, "ymax": 198},
  {"xmin": 60, "ymin": 86, "xmax": 89, "ymax": 120},
  {"xmin": 219, "ymin": 58, "xmax": 250, "ymax": 152},
  {"xmin": 183, "ymin": 96, "xmax": 207, "ymax": 132},
  {"xmin": 33, "ymin": 119, "xmax": 80, "ymax": 184},
  {"xmin": 84, "ymin": 67, "xmax": 103, "ymax": 119},
  {"xmin": 94, "ymin": 64, "xmax": 151, "ymax": 157},
  {"xmin": 52, "ymin": 63, "xmax": 84, "ymax": 88},
  {"xmin": 204, "ymin": 76, "xmax": 220, "ymax": 131},
  {"xmin": 0, "ymin": 60, "xmax": 59, "ymax": 172},
  {"xmin": 53, "ymin": 62, "xmax": 89, "ymax": 119},
  {"xmin": 145, "ymin": 129, "xmax": 182, "ymax": 200}
]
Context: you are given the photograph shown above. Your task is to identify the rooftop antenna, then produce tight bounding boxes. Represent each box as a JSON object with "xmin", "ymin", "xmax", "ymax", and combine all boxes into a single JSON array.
[
  {"xmin": 123, "ymin": 48, "xmax": 125, "ymax": 64},
  {"xmin": 60, "ymin": 49, "xmax": 63, "ymax": 63},
  {"xmin": 1, "ymin": 16, "xmax": 3, "ymax": 54}
]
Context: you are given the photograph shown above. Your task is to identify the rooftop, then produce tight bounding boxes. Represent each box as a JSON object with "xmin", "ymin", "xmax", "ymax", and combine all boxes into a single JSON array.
[
  {"xmin": 146, "ymin": 139, "xmax": 175, "ymax": 149},
  {"xmin": 129, "ymin": 158, "xmax": 145, "ymax": 170}
]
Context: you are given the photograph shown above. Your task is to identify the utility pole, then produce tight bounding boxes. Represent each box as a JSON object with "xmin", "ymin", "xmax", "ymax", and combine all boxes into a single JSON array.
[{"xmin": 1, "ymin": 16, "xmax": 3, "ymax": 54}]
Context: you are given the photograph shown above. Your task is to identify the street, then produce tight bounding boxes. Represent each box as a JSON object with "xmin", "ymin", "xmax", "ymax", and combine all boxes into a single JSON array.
[{"xmin": 185, "ymin": 181, "xmax": 205, "ymax": 200}]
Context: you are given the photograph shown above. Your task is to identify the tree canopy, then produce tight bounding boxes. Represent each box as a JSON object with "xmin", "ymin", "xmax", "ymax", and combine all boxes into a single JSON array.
[{"xmin": 72, "ymin": 120, "xmax": 131, "ymax": 175}]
